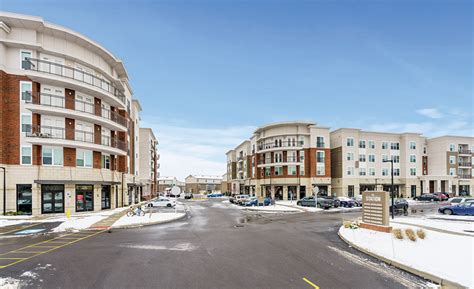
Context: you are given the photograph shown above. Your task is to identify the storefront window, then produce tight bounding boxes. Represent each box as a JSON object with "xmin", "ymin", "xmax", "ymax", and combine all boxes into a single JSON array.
[{"xmin": 17, "ymin": 184, "xmax": 32, "ymax": 215}]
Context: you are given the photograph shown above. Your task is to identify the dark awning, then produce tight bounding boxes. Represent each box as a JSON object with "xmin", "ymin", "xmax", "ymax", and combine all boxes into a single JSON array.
[{"xmin": 34, "ymin": 180, "xmax": 121, "ymax": 185}]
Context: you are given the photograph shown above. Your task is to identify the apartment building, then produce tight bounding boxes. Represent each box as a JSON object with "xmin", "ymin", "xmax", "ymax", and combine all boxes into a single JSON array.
[
  {"xmin": 227, "ymin": 121, "xmax": 331, "ymax": 200},
  {"xmin": 157, "ymin": 176, "xmax": 185, "ymax": 193},
  {"xmin": 0, "ymin": 12, "xmax": 142, "ymax": 215},
  {"xmin": 422, "ymin": 136, "xmax": 474, "ymax": 195},
  {"xmin": 138, "ymin": 128, "xmax": 159, "ymax": 200},
  {"xmin": 330, "ymin": 129, "xmax": 425, "ymax": 198},
  {"xmin": 185, "ymin": 175, "xmax": 222, "ymax": 194}
]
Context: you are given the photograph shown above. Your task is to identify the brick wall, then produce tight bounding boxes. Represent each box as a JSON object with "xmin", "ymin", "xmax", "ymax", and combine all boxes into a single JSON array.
[
  {"xmin": 64, "ymin": 147, "xmax": 76, "ymax": 167},
  {"xmin": 93, "ymin": 151, "xmax": 101, "ymax": 169},
  {"xmin": 65, "ymin": 89, "xmax": 75, "ymax": 110}
]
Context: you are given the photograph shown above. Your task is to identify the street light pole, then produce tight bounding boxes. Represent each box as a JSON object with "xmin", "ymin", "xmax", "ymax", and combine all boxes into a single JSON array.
[
  {"xmin": 383, "ymin": 159, "xmax": 395, "ymax": 219},
  {"xmin": 1, "ymin": 167, "xmax": 6, "ymax": 215}
]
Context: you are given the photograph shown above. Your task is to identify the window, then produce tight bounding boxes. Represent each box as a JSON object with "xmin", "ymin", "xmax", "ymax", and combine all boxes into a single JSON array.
[
  {"xmin": 21, "ymin": 146, "xmax": 32, "ymax": 165},
  {"xmin": 347, "ymin": 167, "xmax": 354, "ymax": 176},
  {"xmin": 368, "ymin": 140, "xmax": 375, "ymax": 149},
  {"xmin": 409, "ymin": 141, "xmax": 416, "ymax": 150},
  {"xmin": 359, "ymin": 168, "xmax": 366, "ymax": 176},
  {"xmin": 346, "ymin": 152, "xmax": 354, "ymax": 161},
  {"xmin": 394, "ymin": 169, "xmax": 400, "ymax": 176},
  {"xmin": 368, "ymin": 154, "xmax": 375, "ymax": 162},
  {"xmin": 359, "ymin": 154, "xmax": 366, "ymax": 162},
  {"xmin": 275, "ymin": 152, "xmax": 283, "ymax": 163},
  {"xmin": 265, "ymin": 167, "xmax": 271, "ymax": 176},
  {"xmin": 21, "ymin": 114, "xmax": 32, "ymax": 133},
  {"xmin": 300, "ymin": 164, "xmax": 305, "ymax": 176},
  {"xmin": 275, "ymin": 166, "xmax": 283, "ymax": 176},
  {"xmin": 299, "ymin": 150, "xmax": 305, "ymax": 162},
  {"xmin": 368, "ymin": 168, "xmax": 376, "ymax": 176},
  {"xmin": 449, "ymin": 144, "xmax": 455, "ymax": 152},
  {"xmin": 317, "ymin": 163, "xmax": 325, "ymax": 176},
  {"xmin": 410, "ymin": 168, "xmax": 416, "ymax": 176},
  {"xmin": 449, "ymin": 168, "xmax": 456, "ymax": 176},
  {"xmin": 423, "ymin": 147, "xmax": 426, "ymax": 154},
  {"xmin": 298, "ymin": 136, "xmax": 304, "ymax": 146},
  {"xmin": 382, "ymin": 154, "xmax": 388, "ymax": 162},
  {"xmin": 410, "ymin": 155, "xmax": 416, "ymax": 163},
  {"xmin": 391, "ymin": 142, "xmax": 400, "ymax": 150},
  {"xmin": 359, "ymin": 140, "xmax": 366, "ymax": 149},
  {"xmin": 317, "ymin": 151, "xmax": 325, "ymax": 163},
  {"xmin": 449, "ymin": 156, "xmax": 456, "ymax": 165},
  {"xmin": 77, "ymin": 150, "xmax": 92, "ymax": 168},
  {"xmin": 21, "ymin": 50, "xmax": 32, "ymax": 69},
  {"xmin": 42, "ymin": 147, "xmax": 63, "ymax": 166},
  {"xmin": 346, "ymin": 138, "xmax": 354, "ymax": 147},
  {"xmin": 316, "ymin": 137, "xmax": 325, "ymax": 148},
  {"xmin": 287, "ymin": 151, "xmax": 296, "ymax": 162},
  {"xmin": 101, "ymin": 154, "xmax": 110, "ymax": 169},
  {"xmin": 288, "ymin": 166, "xmax": 297, "ymax": 176},
  {"xmin": 472, "ymin": 168, "xmax": 474, "ymax": 177},
  {"xmin": 393, "ymin": 155, "xmax": 400, "ymax": 163},
  {"xmin": 20, "ymin": 81, "xmax": 32, "ymax": 101},
  {"xmin": 382, "ymin": 141, "xmax": 388, "ymax": 149},
  {"xmin": 382, "ymin": 168, "xmax": 389, "ymax": 176}
]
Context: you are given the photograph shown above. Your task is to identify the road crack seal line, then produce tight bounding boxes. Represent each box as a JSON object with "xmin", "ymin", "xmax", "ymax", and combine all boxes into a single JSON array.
[{"xmin": 326, "ymin": 245, "xmax": 430, "ymax": 288}]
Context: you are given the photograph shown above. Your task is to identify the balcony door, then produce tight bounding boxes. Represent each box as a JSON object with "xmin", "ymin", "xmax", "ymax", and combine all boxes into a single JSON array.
[
  {"xmin": 75, "ymin": 121, "xmax": 93, "ymax": 143},
  {"xmin": 42, "ymin": 116, "xmax": 64, "ymax": 138},
  {"xmin": 41, "ymin": 55, "xmax": 63, "ymax": 76},
  {"xmin": 41, "ymin": 86, "xmax": 64, "ymax": 107},
  {"xmin": 75, "ymin": 94, "xmax": 94, "ymax": 114}
]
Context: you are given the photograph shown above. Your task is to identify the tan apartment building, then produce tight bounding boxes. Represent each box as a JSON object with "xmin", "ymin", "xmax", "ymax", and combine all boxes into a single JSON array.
[
  {"xmin": 157, "ymin": 176, "xmax": 185, "ymax": 193},
  {"xmin": 422, "ymin": 136, "xmax": 474, "ymax": 195},
  {"xmin": 330, "ymin": 129, "xmax": 425, "ymax": 198},
  {"xmin": 138, "ymin": 128, "xmax": 159, "ymax": 200},
  {"xmin": 185, "ymin": 175, "xmax": 222, "ymax": 194},
  {"xmin": 0, "ymin": 12, "xmax": 144, "ymax": 215},
  {"xmin": 227, "ymin": 121, "xmax": 331, "ymax": 200}
]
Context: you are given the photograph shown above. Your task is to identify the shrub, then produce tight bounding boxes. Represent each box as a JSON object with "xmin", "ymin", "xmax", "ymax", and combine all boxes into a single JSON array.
[
  {"xmin": 392, "ymin": 228, "xmax": 404, "ymax": 239},
  {"xmin": 405, "ymin": 229, "xmax": 417, "ymax": 241},
  {"xmin": 416, "ymin": 229, "xmax": 426, "ymax": 239},
  {"xmin": 343, "ymin": 221, "xmax": 351, "ymax": 228}
]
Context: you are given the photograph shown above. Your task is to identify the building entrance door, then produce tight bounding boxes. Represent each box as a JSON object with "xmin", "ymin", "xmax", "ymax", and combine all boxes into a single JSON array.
[
  {"xmin": 76, "ymin": 185, "xmax": 94, "ymax": 212},
  {"xmin": 101, "ymin": 185, "xmax": 111, "ymax": 209},
  {"xmin": 41, "ymin": 184, "xmax": 64, "ymax": 214}
]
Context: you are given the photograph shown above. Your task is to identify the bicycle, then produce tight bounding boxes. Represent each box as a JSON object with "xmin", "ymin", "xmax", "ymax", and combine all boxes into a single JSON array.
[{"xmin": 126, "ymin": 206, "xmax": 146, "ymax": 217}]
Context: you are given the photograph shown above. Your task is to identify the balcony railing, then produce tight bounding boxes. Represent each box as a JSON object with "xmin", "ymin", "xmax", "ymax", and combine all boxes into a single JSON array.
[
  {"xmin": 257, "ymin": 142, "xmax": 304, "ymax": 151},
  {"xmin": 458, "ymin": 162, "xmax": 472, "ymax": 167},
  {"xmin": 459, "ymin": 149, "xmax": 472, "ymax": 154},
  {"xmin": 23, "ymin": 58, "xmax": 125, "ymax": 104},
  {"xmin": 316, "ymin": 142, "xmax": 325, "ymax": 148},
  {"xmin": 26, "ymin": 93, "xmax": 128, "ymax": 128},
  {"xmin": 286, "ymin": 156, "xmax": 298, "ymax": 162},
  {"xmin": 26, "ymin": 125, "xmax": 127, "ymax": 151},
  {"xmin": 458, "ymin": 174, "xmax": 472, "ymax": 179}
]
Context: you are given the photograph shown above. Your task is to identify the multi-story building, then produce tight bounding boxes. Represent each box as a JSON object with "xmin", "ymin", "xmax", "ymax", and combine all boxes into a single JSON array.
[
  {"xmin": 227, "ymin": 121, "xmax": 331, "ymax": 200},
  {"xmin": 0, "ymin": 12, "xmax": 142, "ymax": 215},
  {"xmin": 185, "ymin": 175, "xmax": 222, "ymax": 194},
  {"xmin": 330, "ymin": 129, "xmax": 425, "ymax": 198},
  {"xmin": 138, "ymin": 128, "xmax": 159, "ymax": 200},
  {"xmin": 422, "ymin": 136, "xmax": 474, "ymax": 195},
  {"xmin": 157, "ymin": 176, "xmax": 185, "ymax": 193}
]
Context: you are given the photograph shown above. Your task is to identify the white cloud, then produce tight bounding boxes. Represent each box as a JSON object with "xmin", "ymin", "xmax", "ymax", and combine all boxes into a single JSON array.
[
  {"xmin": 416, "ymin": 108, "xmax": 443, "ymax": 119},
  {"xmin": 367, "ymin": 119, "xmax": 473, "ymax": 137},
  {"xmin": 140, "ymin": 118, "xmax": 255, "ymax": 180}
]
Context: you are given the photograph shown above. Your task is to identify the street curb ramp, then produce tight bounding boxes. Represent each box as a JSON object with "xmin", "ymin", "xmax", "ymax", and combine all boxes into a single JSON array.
[
  {"xmin": 112, "ymin": 213, "xmax": 187, "ymax": 229},
  {"xmin": 337, "ymin": 229, "xmax": 467, "ymax": 289}
]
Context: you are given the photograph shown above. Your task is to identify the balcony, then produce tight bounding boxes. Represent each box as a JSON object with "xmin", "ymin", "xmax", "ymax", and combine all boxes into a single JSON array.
[
  {"xmin": 257, "ymin": 141, "xmax": 304, "ymax": 152},
  {"xmin": 458, "ymin": 174, "xmax": 472, "ymax": 179},
  {"xmin": 23, "ymin": 58, "xmax": 126, "ymax": 107},
  {"xmin": 237, "ymin": 156, "xmax": 244, "ymax": 162},
  {"xmin": 26, "ymin": 125, "xmax": 127, "ymax": 156},
  {"xmin": 458, "ymin": 162, "xmax": 472, "ymax": 167},
  {"xmin": 459, "ymin": 149, "xmax": 471, "ymax": 155},
  {"xmin": 25, "ymin": 93, "xmax": 128, "ymax": 131}
]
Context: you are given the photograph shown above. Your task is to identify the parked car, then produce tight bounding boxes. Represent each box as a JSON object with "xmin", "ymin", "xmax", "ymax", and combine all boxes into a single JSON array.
[
  {"xmin": 233, "ymin": 194, "xmax": 250, "ymax": 205},
  {"xmin": 337, "ymin": 197, "xmax": 355, "ymax": 208},
  {"xmin": 325, "ymin": 196, "xmax": 340, "ymax": 208},
  {"xmin": 351, "ymin": 197, "xmax": 363, "ymax": 207},
  {"xmin": 147, "ymin": 198, "xmax": 175, "ymax": 208},
  {"xmin": 433, "ymin": 192, "xmax": 449, "ymax": 201},
  {"xmin": 184, "ymin": 193, "xmax": 193, "ymax": 200},
  {"xmin": 297, "ymin": 196, "xmax": 333, "ymax": 209},
  {"xmin": 438, "ymin": 201, "xmax": 474, "ymax": 216},
  {"xmin": 389, "ymin": 199, "xmax": 409, "ymax": 213},
  {"xmin": 207, "ymin": 192, "xmax": 224, "ymax": 198},
  {"xmin": 244, "ymin": 197, "xmax": 271, "ymax": 206},
  {"xmin": 448, "ymin": 197, "xmax": 474, "ymax": 206},
  {"xmin": 414, "ymin": 194, "xmax": 441, "ymax": 202},
  {"xmin": 237, "ymin": 195, "xmax": 252, "ymax": 205}
]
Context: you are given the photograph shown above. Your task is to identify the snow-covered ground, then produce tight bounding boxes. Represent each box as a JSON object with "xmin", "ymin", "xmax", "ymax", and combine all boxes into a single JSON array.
[
  {"xmin": 340, "ymin": 225, "xmax": 473, "ymax": 288},
  {"xmin": 245, "ymin": 204, "xmax": 302, "ymax": 212},
  {"xmin": 392, "ymin": 216, "xmax": 474, "ymax": 235},
  {"xmin": 406, "ymin": 199, "xmax": 448, "ymax": 206},
  {"xmin": 52, "ymin": 207, "xmax": 129, "ymax": 232},
  {"xmin": 427, "ymin": 214, "xmax": 474, "ymax": 222},
  {"xmin": 277, "ymin": 200, "xmax": 362, "ymax": 213},
  {"xmin": 112, "ymin": 212, "xmax": 186, "ymax": 228},
  {"xmin": 0, "ymin": 219, "xmax": 28, "ymax": 228}
]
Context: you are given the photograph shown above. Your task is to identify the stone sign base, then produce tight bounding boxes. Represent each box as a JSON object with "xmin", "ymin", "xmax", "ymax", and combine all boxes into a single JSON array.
[{"xmin": 360, "ymin": 222, "xmax": 392, "ymax": 233}]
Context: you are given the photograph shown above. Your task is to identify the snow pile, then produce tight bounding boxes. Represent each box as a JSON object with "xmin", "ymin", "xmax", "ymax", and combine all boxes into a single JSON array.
[
  {"xmin": 340, "ymin": 225, "xmax": 473, "ymax": 288},
  {"xmin": 52, "ymin": 207, "xmax": 128, "ymax": 232},
  {"xmin": 112, "ymin": 212, "xmax": 186, "ymax": 228},
  {"xmin": 0, "ymin": 277, "xmax": 22, "ymax": 289},
  {"xmin": 0, "ymin": 219, "xmax": 27, "ymax": 228},
  {"xmin": 393, "ymin": 216, "xmax": 474, "ymax": 235}
]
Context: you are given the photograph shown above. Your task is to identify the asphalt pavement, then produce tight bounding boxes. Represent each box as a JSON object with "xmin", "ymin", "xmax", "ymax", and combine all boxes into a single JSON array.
[{"xmin": 0, "ymin": 199, "xmax": 433, "ymax": 289}]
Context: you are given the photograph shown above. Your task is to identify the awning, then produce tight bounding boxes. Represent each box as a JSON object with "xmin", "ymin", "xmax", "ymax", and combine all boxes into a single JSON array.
[{"xmin": 34, "ymin": 180, "xmax": 121, "ymax": 185}]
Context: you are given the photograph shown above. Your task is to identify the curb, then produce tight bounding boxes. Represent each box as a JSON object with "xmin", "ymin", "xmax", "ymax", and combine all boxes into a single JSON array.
[
  {"xmin": 111, "ymin": 213, "xmax": 187, "ymax": 229},
  {"xmin": 337, "ymin": 228, "xmax": 467, "ymax": 289}
]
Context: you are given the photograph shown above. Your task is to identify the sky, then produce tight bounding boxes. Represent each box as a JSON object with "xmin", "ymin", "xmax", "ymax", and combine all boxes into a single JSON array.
[{"xmin": 1, "ymin": 0, "xmax": 473, "ymax": 180}]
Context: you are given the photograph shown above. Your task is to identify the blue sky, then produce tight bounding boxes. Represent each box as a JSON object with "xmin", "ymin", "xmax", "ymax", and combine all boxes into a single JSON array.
[{"xmin": 2, "ymin": 0, "xmax": 472, "ymax": 179}]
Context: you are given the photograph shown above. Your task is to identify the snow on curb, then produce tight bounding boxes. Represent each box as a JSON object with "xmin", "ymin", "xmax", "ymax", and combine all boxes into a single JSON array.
[
  {"xmin": 338, "ymin": 226, "xmax": 471, "ymax": 288},
  {"xmin": 111, "ymin": 212, "xmax": 187, "ymax": 229}
]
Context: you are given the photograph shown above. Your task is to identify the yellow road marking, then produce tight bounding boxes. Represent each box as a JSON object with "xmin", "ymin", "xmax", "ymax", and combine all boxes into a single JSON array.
[
  {"xmin": 0, "ymin": 223, "xmax": 40, "ymax": 235},
  {"xmin": 0, "ymin": 258, "xmax": 25, "ymax": 260},
  {"xmin": 0, "ymin": 230, "xmax": 105, "ymax": 269},
  {"xmin": 303, "ymin": 277, "xmax": 320, "ymax": 289}
]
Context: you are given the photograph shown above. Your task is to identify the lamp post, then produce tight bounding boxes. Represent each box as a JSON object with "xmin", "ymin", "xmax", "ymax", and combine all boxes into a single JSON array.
[
  {"xmin": 1, "ymin": 167, "xmax": 5, "ymax": 215},
  {"xmin": 383, "ymin": 159, "xmax": 395, "ymax": 219}
]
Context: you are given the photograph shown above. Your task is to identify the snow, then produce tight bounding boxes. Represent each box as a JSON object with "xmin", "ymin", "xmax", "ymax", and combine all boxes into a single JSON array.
[
  {"xmin": 392, "ymin": 216, "xmax": 474, "ymax": 235},
  {"xmin": 245, "ymin": 205, "xmax": 302, "ymax": 212},
  {"xmin": 0, "ymin": 277, "xmax": 21, "ymax": 289},
  {"xmin": 0, "ymin": 219, "xmax": 27, "ymax": 228},
  {"xmin": 112, "ymin": 212, "xmax": 186, "ymax": 228},
  {"xmin": 51, "ymin": 207, "xmax": 128, "ymax": 232},
  {"xmin": 405, "ymin": 199, "xmax": 447, "ymax": 206},
  {"xmin": 340, "ymin": 225, "xmax": 474, "ymax": 288}
]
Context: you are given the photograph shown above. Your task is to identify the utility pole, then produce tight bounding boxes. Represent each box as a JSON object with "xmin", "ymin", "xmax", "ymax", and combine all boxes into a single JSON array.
[{"xmin": 1, "ymin": 167, "xmax": 5, "ymax": 215}]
